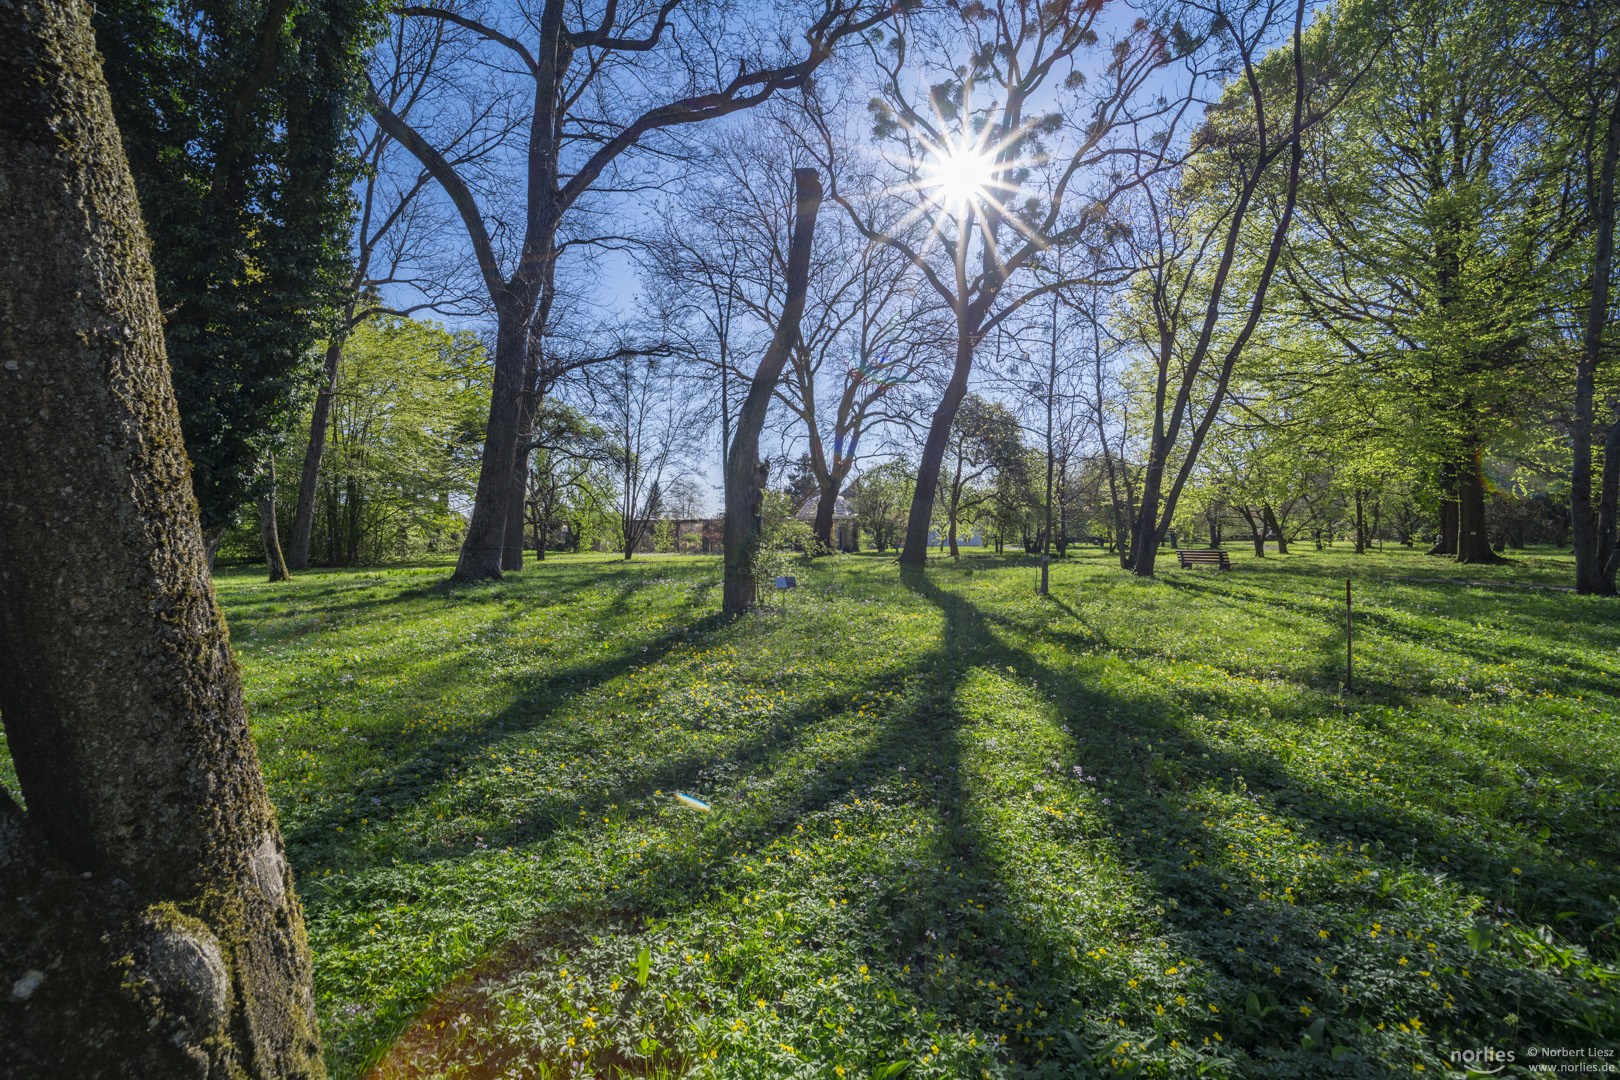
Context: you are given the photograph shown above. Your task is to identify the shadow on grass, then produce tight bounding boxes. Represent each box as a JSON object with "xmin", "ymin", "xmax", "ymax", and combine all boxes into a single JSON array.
[{"xmin": 318, "ymin": 560, "xmax": 1617, "ymax": 1076}]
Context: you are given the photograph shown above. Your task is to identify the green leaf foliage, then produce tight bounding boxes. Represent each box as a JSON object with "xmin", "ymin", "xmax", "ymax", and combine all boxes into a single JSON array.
[{"xmin": 93, "ymin": 0, "xmax": 381, "ymax": 530}]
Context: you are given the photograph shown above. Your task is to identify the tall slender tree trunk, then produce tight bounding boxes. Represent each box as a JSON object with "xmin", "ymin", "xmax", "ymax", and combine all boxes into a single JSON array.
[
  {"xmin": 901, "ymin": 329, "xmax": 975, "ymax": 564},
  {"xmin": 1572, "ymin": 84, "xmax": 1620, "ymax": 594},
  {"xmin": 261, "ymin": 458, "xmax": 291, "ymax": 582},
  {"xmin": 1596, "ymin": 406, "xmax": 1619, "ymax": 588},
  {"xmin": 724, "ymin": 169, "xmax": 821, "ymax": 614},
  {"xmin": 288, "ymin": 323, "xmax": 349, "ymax": 570},
  {"xmin": 1354, "ymin": 489, "xmax": 1366, "ymax": 554},
  {"xmin": 0, "ymin": 3, "xmax": 322, "ymax": 1073}
]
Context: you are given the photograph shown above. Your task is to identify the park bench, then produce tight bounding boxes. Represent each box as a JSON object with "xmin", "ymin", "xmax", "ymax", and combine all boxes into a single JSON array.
[{"xmin": 1175, "ymin": 549, "xmax": 1231, "ymax": 570}]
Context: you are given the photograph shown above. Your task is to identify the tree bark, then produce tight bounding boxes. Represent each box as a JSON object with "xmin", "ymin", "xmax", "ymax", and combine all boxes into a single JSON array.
[
  {"xmin": 723, "ymin": 169, "xmax": 821, "ymax": 614},
  {"xmin": 502, "ymin": 451, "xmax": 528, "ymax": 571},
  {"xmin": 0, "ymin": 3, "xmax": 322, "ymax": 1073},
  {"xmin": 1427, "ymin": 463, "xmax": 1458, "ymax": 556},
  {"xmin": 1597, "ymin": 403, "xmax": 1620, "ymax": 589},
  {"xmin": 1262, "ymin": 504, "xmax": 1288, "ymax": 554},
  {"xmin": 288, "ymin": 328, "xmax": 347, "ymax": 570},
  {"xmin": 1455, "ymin": 449, "xmax": 1508, "ymax": 565},
  {"xmin": 1236, "ymin": 504, "xmax": 1266, "ymax": 557},
  {"xmin": 900, "ymin": 328, "xmax": 975, "ymax": 564},
  {"xmin": 1572, "ymin": 82, "xmax": 1620, "ymax": 594},
  {"xmin": 261, "ymin": 458, "xmax": 291, "ymax": 582},
  {"xmin": 813, "ymin": 480, "xmax": 837, "ymax": 551},
  {"xmin": 453, "ymin": 291, "xmax": 538, "ymax": 580}
]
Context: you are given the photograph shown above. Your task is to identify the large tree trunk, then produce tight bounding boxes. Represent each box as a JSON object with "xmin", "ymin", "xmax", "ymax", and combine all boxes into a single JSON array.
[
  {"xmin": 1427, "ymin": 463, "xmax": 1458, "ymax": 556},
  {"xmin": 900, "ymin": 330, "xmax": 975, "ymax": 564},
  {"xmin": 288, "ymin": 328, "xmax": 348, "ymax": 570},
  {"xmin": 1262, "ymin": 504, "xmax": 1288, "ymax": 554},
  {"xmin": 1126, "ymin": 463, "xmax": 1167, "ymax": 577},
  {"xmin": 261, "ymin": 458, "xmax": 291, "ymax": 582},
  {"xmin": 0, "ymin": 4, "xmax": 322, "ymax": 1074},
  {"xmin": 1456, "ymin": 449, "xmax": 1508, "ymax": 565},
  {"xmin": 502, "ymin": 452, "xmax": 528, "ymax": 571},
  {"xmin": 723, "ymin": 169, "xmax": 821, "ymax": 614},
  {"xmin": 453, "ymin": 301, "xmax": 532, "ymax": 580},
  {"xmin": 1572, "ymin": 86, "xmax": 1619, "ymax": 594},
  {"xmin": 813, "ymin": 476, "xmax": 837, "ymax": 551}
]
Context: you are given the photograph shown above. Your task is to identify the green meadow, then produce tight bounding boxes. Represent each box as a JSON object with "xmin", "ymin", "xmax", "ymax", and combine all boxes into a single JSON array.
[{"xmin": 192, "ymin": 547, "xmax": 1620, "ymax": 1077}]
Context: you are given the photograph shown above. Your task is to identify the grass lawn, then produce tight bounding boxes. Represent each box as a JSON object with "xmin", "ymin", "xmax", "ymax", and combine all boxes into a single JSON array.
[{"xmin": 74, "ymin": 545, "xmax": 1620, "ymax": 1075}]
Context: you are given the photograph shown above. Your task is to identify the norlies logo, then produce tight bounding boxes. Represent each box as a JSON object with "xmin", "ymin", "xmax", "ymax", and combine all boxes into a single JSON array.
[{"xmin": 1452, "ymin": 1047, "xmax": 1516, "ymax": 1074}]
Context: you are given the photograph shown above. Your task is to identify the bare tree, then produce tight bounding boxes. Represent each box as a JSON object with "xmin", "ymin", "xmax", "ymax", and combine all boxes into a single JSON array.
[
  {"xmin": 371, "ymin": 0, "xmax": 895, "ymax": 581},
  {"xmin": 724, "ymin": 168, "xmax": 823, "ymax": 612},
  {"xmin": 646, "ymin": 123, "xmax": 931, "ymax": 551},
  {"xmin": 2, "ymin": 1, "xmax": 319, "ymax": 1071},
  {"xmin": 816, "ymin": 0, "xmax": 1190, "ymax": 565},
  {"xmin": 596, "ymin": 350, "xmax": 694, "ymax": 559},
  {"xmin": 288, "ymin": 14, "xmax": 491, "ymax": 570}
]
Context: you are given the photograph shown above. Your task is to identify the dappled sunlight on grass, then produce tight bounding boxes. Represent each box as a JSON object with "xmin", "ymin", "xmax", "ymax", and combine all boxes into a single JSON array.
[{"xmin": 196, "ymin": 547, "xmax": 1620, "ymax": 1078}]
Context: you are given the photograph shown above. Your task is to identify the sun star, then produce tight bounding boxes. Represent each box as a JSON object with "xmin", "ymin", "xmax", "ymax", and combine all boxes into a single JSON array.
[{"xmin": 925, "ymin": 140, "xmax": 998, "ymax": 213}]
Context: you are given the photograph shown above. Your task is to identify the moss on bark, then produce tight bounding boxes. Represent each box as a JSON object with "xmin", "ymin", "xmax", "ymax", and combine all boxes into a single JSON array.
[{"xmin": 0, "ymin": 0, "xmax": 322, "ymax": 1074}]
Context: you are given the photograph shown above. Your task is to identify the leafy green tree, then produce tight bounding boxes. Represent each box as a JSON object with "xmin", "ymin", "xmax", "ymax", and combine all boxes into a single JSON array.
[
  {"xmin": 525, "ymin": 401, "xmax": 611, "ymax": 560},
  {"xmin": 847, "ymin": 458, "xmax": 914, "ymax": 552},
  {"xmin": 1271, "ymin": 0, "xmax": 1570, "ymax": 565},
  {"xmin": 93, "ymin": 0, "xmax": 376, "ymax": 540},
  {"xmin": 268, "ymin": 316, "xmax": 486, "ymax": 566},
  {"xmin": 1116, "ymin": 0, "xmax": 1376, "ymax": 577}
]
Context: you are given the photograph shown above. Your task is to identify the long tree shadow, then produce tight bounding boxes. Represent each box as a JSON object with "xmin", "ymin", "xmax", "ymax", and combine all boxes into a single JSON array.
[
  {"xmin": 279, "ymin": 597, "xmax": 731, "ymax": 864},
  {"xmin": 895, "ymin": 566, "xmax": 1617, "ymax": 1070},
  {"xmin": 1163, "ymin": 575, "xmax": 1620, "ymax": 701},
  {"xmin": 322, "ymin": 562, "xmax": 1616, "ymax": 1077}
]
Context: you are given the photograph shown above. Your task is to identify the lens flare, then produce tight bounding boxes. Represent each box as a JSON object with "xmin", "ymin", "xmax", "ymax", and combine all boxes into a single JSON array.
[{"xmin": 924, "ymin": 140, "xmax": 998, "ymax": 213}]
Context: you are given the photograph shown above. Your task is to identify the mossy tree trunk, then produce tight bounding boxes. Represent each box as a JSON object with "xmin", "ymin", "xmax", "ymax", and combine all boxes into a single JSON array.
[
  {"xmin": 0, "ymin": 1, "xmax": 322, "ymax": 1075},
  {"xmin": 723, "ymin": 169, "xmax": 821, "ymax": 615}
]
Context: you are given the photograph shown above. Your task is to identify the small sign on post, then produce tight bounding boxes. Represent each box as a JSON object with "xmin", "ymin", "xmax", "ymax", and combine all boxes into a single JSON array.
[{"xmin": 774, "ymin": 575, "xmax": 797, "ymax": 607}]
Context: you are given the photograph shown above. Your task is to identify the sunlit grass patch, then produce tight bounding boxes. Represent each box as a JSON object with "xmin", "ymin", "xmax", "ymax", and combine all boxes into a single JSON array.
[{"xmin": 194, "ymin": 547, "xmax": 1620, "ymax": 1076}]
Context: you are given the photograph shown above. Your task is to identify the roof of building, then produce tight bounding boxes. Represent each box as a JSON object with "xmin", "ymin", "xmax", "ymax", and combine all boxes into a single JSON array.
[{"xmin": 795, "ymin": 494, "xmax": 856, "ymax": 520}]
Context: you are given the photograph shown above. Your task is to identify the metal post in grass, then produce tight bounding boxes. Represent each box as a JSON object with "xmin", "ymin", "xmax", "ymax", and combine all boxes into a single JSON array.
[{"xmin": 1345, "ymin": 577, "xmax": 1353, "ymax": 693}]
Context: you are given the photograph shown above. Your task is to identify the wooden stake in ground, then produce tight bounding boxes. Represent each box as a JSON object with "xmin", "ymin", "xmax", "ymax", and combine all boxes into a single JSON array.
[
  {"xmin": 0, "ymin": 1, "xmax": 322, "ymax": 1072},
  {"xmin": 723, "ymin": 168, "xmax": 822, "ymax": 614}
]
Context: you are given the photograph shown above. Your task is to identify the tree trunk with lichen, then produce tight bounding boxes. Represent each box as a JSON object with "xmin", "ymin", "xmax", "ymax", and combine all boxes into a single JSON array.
[
  {"xmin": 723, "ymin": 169, "xmax": 821, "ymax": 615},
  {"xmin": 0, "ymin": 2, "xmax": 322, "ymax": 1074}
]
